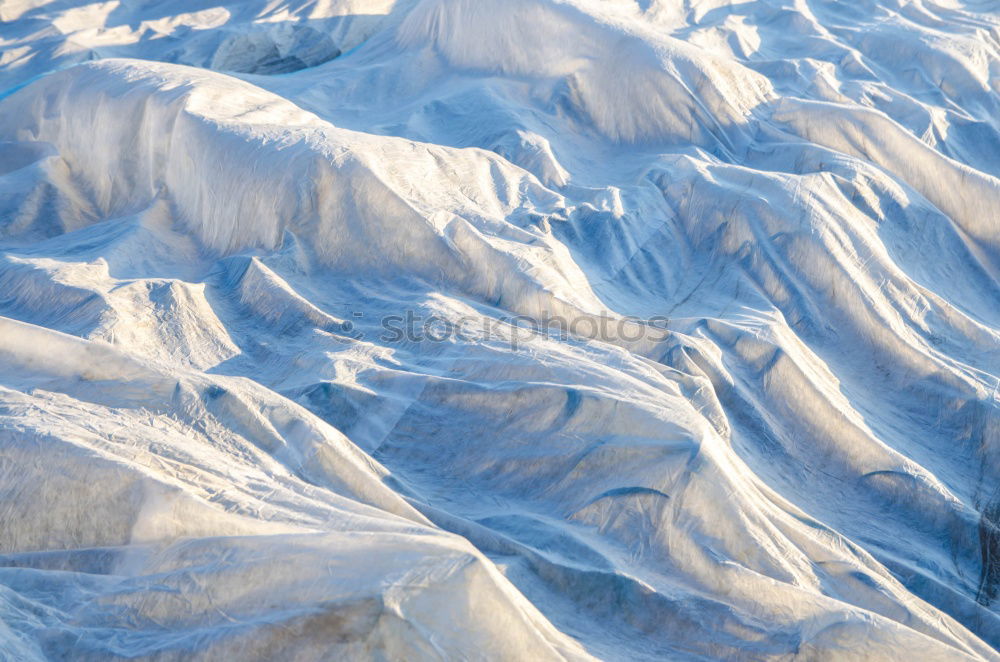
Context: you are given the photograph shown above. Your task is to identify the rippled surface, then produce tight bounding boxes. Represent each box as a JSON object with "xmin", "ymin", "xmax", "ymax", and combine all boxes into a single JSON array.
[{"xmin": 1, "ymin": 0, "xmax": 999, "ymax": 659}]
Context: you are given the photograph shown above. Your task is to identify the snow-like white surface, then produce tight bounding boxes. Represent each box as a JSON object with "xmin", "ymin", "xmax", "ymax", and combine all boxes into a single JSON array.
[{"xmin": 0, "ymin": 0, "xmax": 999, "ymax": 659}]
